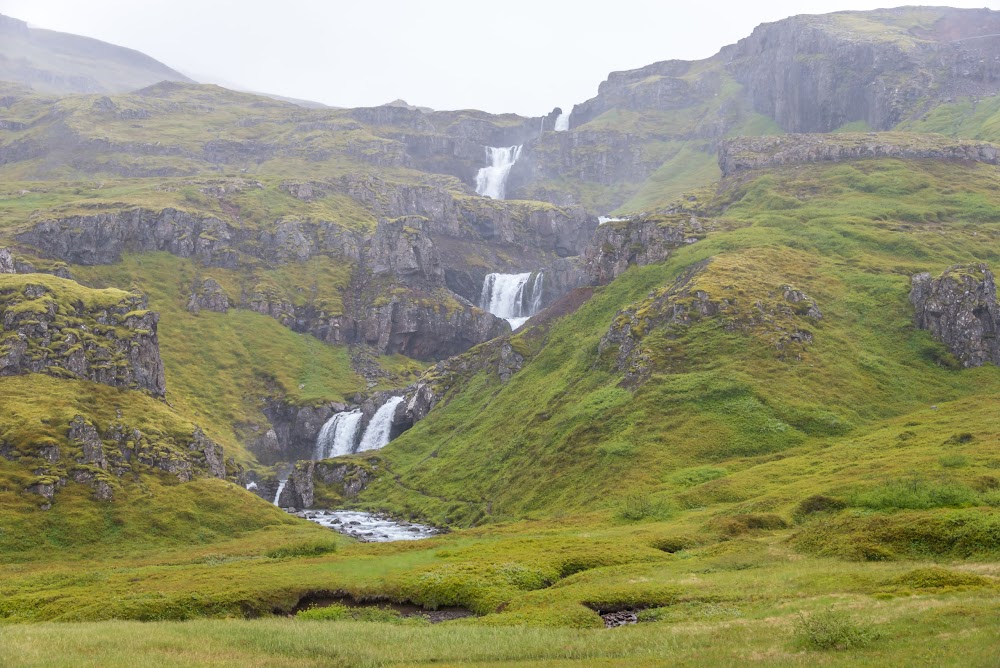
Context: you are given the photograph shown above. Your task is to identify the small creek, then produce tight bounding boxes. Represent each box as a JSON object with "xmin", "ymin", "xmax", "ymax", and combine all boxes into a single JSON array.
[{"xmin": 294, "ymin": 509, "xmax": 439, "ymax": 542}]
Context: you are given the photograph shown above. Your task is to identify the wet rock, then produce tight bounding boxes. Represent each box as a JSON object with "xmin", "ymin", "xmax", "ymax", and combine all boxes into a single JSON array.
[
  {"xmin": 601, "ymin": 610, "xmax": 639, "ymax": 628},
  {"xmin": 911, "ymin": 264, "xmax": 1000, "ymax": 367}
]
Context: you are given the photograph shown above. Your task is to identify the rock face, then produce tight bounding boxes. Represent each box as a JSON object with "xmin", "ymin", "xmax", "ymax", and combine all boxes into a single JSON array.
[
  {"xmin": 719, "ymin": 133, "xmax": 1000, "ymax": 177},
  {"xmin": 15, "ymin": 201, "xmax": 582, "ymax": 361},
  {"xmin": 728, "ymin": 8, "xmax": 1000, "ymax": 133},
  {"xmin": 582, "ymin": 215, "xmax": 706, "ymax": 286},
  {"xmin": 911, "ymin": 264, "xmax": 1000, "ymax": 367},
  {"xmin": 0, "ymin": 248, "xmax": 14, "ymax": 274},
  {"xmin": 187, "ymin": 278, "xmax": 230, "ymax": 313},
  {"xmin": 246, "ymin": 400, "xmax": 340, "ymax": 465},
  {"xmin": 263, "ymin": 458, "xmax": 377, "ymax": 509},
  {"xmin": 0, "ymin": 276, "xmax": 166, "ymax": 396}
]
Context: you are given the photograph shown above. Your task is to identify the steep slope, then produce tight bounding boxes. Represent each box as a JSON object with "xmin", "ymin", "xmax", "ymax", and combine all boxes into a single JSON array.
[{"xmin": 0, "ymin": 14, "xmax": 192, "ymax": 94}]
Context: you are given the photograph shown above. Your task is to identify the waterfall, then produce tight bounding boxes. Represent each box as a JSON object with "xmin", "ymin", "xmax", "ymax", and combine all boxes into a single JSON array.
[
  {"xmin": 554, "ymin": 110, "xmax": 570, "ymax": 131},
  {"xmin": 529, "ymin": 272, "xmax": 544, "ymax": 315},
  {"xmin": 315, "ymin": 410, "xmax": 364, "ymax": 459},
  {"xmin": 480, "ymin": 272, "xmax": 544, "ymax": 329},
  {"xmin": 273, "ymin": 479, "xmax": 287, "ymax": 506},
  {"xmin": 357, "ymin": 396, "xmax": 405, "ymax": 452},
  {"xmin": 475, "ymin": 146, "xmax": 522, "ymax": 200}
]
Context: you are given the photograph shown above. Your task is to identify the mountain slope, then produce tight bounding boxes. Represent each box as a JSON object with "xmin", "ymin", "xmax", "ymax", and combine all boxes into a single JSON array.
[{"xmin": 0, "ymin": 14, "xmax": 192, "ymax": 94}]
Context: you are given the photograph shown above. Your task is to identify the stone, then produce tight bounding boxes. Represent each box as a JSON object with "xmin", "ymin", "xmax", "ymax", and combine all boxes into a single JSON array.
[{"xmin": 911, "ymin": 264, "xmax": 1000, "ymax": 367}]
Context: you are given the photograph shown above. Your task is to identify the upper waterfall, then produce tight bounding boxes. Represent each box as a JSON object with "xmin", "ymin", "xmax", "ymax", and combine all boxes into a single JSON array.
[
  {"xmin": 475, "ymin": 146, "xmax": 522, "ymax": 200},
  {"xmin": 480, "ymin": 272, "xmax": 544, "ymax": 329},
  {"xmin": 357, "ymin": 396, "xmax": 405, "ymax": 452},
  {"xmin": 554, "ymin": 110, "xmax": 571, "ymax": 131},
  {"xmin": 315, "ymin": 410, "xmax": 364, "ymax": 460}
]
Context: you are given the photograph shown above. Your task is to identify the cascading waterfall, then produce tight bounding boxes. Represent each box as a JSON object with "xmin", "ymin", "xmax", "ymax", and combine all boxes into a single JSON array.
[
  {"xmin": 475, "ymin": 146, "xmax": 522, "ymax": 200},
  {"xmin": 480, "ymin": 272, "xmax": 544, "ymax": 329},
  {"xmin": 314, "ymin": 410, "xmax": 364, "ymax": 460},
  {"xmin": 554, "ymin": 110, "xmax": 571, "ymax": 131},
  {"xmin": 357, "ymin": 396, "xmax": 405, "ymax": 452},
  {"xmin": 273, "ymin": 479, "xmax": 287, "ymax": 506},
  {"xmin": 529, "ymin": 272, "xmax": 544, "ymax": 315}
]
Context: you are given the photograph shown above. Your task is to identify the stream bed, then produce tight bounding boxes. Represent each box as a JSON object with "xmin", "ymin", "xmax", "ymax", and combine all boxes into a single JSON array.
[{"xmin": 294, "ymin": 509, "xmax": 439, "ymax": 542}]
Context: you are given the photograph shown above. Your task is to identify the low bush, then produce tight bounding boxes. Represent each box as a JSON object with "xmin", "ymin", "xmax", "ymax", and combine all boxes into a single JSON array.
[
  {"xmin": 266, "ymin": 541, "xmax": 338, "ymax": 559},
  {"xmin": 794, "ymin": 607, "xmax": 881, "ymax": 650}
]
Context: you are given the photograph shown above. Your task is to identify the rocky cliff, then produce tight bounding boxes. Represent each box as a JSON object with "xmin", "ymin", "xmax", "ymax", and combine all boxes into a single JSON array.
[
  {"xmin": 0, "ymin": 275, "xmax": 166, "ymax": 396},
  {"xmin": 911, "ymin": 264, "xmax": 1000, "ymax": 367},
  {"xmin": 729, "ymin": 8, "xmax": 1000, "ymax": 133},
  {"xmin": 719, "ymin": 133, "xmax": 1000, "ymax": 176}
]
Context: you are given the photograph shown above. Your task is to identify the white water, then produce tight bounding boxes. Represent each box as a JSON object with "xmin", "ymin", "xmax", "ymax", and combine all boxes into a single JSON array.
[
  {"xmin": 245, "ymin": 481, "xmax": 258, "ymax": 491},
  {"xmin": 296, "ymin": 510, "xmax": 438, "ymax": 542},
  {"xmin": 315, "ymin": 410, "xmax": 364, "ymax": 459},
  {"xmin": 273, "ymin": 479, "xmax": 287, "ymax": 506},
  {"xmin": 598, "ymin": 216, "xmax": 628, "ymax": 225},
  {"xmin": 357, "ymin": 397, "xmax": 405, "ymax": 452},
  {"xmin": 480, "ymin": 272, "xmax": 544, "ymax": 329},
  {"xmin": 475, "ymin": 145, "xmax": 522, "ymax": 200},
  {"xmin": 554, "ymin": 111, "xmax": 571, "ymax": 131}
]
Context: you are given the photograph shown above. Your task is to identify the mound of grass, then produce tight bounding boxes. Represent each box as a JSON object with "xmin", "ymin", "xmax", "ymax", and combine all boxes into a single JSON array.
[{"xmin": 794, "ymin": 607, "xmax": 881, "ymax": 651}]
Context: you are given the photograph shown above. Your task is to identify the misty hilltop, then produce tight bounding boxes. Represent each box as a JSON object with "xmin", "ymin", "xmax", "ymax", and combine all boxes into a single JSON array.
[
  {"xmin": 0, "ymin": 12, "xmax": 192, "ymax": 95},
  {"xmin": 1, "ymin": 5, "xmax": 1000, "ymax": 666}
]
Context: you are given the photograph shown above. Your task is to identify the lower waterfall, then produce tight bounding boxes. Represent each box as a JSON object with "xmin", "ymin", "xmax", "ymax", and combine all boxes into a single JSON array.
[
  {"xmin": 357, "ymin": 396, "xmax": 405, "ymax": 452},
  {"xmin": 315, "ymin": 410, "xmax": 364, "ymax": 459},
  {"xmin": 273, "ymin": 479, "xmax": 287, "ymax": 506}
]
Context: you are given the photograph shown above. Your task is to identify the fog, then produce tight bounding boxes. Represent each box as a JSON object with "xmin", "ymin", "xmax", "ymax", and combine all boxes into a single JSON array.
[{"xmin": 0, "ymin": 0, "xmax": 996, "ymax": 114}]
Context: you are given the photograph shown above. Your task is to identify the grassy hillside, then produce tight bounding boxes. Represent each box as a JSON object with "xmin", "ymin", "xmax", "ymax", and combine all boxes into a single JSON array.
[{"xmin": 355, "ymin": 158, "xmax": 1000, "ymax": 529}]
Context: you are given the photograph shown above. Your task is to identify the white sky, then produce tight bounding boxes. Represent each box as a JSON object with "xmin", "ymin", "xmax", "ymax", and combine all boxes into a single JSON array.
[{"xmin": 1, "ymin": 1, "xmax": 997, "ymax": 115}]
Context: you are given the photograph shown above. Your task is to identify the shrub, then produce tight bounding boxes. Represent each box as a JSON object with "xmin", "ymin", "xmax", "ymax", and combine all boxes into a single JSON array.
[
  {"xmin": 852, "ymin": 477, "xmax": 977, "ymax": 510},
  {"xmin": 885, "ymin": 567, "xmax": 991, "ymax": 591},
  {"xmin": 296, "ymin": 603, "xmax": 412, "ymax": 624},
  {"xmin": 794, "ymin": 608, "xmax": 881, "ymax": 650},
  {"xmin": 669, "ymin": 466, "xmax": 727, "ymax": 487},
  {"xmin": 714, "ymin": 513, "xmax": 789, "ymax": 536},
  {"xmin": 794, "ymin": 494, "xmax": 847, "ymax": 519},
  {"xmin": 939, "ymin": 454, "xmax": 968, "ymax": 469},
  {"xmin": 615, "ymin": 495, "xmax": 674, "ymax": 522},
  {"xmin": 266, "ymin": 541, "xmax": 338, "ymax": 559}
]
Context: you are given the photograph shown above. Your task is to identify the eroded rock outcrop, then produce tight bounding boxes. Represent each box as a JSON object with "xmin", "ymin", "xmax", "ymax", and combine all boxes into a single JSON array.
[
  {"xmin": 19, "ymin": 415, "xmax": 226, "ymax": 503},
  {"xmin": 719, "ymin": 133, "xmax": 1000, "ymax": 177},
  {"xmin": 599, "ymin": 259, "xmax": 822, "ymax": 385},
  {"xmin": 911, "ymin": 264, "xmax": 1000, "ymax": 367},
  {"xmin": 187, "ymin": 278, "xmax": 230, "ymax": 313},
  {"xmin": 0, "ymin": 276, "xmax": 166, "ymax": 396}
]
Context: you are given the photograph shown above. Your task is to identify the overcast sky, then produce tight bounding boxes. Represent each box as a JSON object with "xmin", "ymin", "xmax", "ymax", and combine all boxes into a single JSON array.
[{"xmin": 1, "ymin": 1, "xmax": 997, "ymax": 114}]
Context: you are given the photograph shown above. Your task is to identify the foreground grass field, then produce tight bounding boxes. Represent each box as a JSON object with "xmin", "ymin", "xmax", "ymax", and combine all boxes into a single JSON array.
[{"xmin": 2, "ymin": 582, "xmax": 998, "ymax": 666}]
